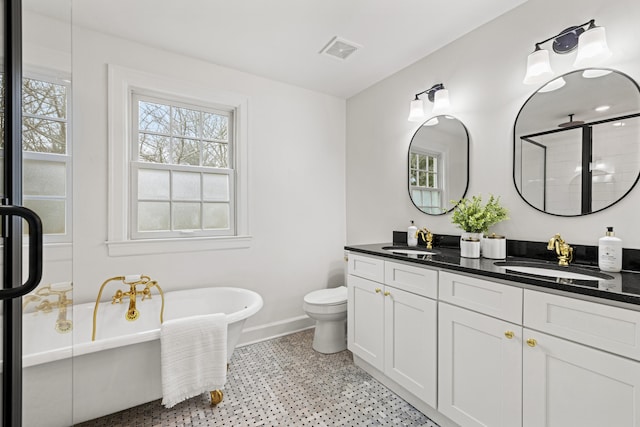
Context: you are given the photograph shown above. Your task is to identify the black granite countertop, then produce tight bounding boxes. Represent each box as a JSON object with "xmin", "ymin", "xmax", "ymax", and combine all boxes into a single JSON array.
[{"xmin": 345, "ymin": 242, "xmax": 640, "ymax": 307}]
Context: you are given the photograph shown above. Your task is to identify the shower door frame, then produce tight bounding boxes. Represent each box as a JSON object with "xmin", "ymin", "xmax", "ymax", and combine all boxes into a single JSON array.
[{"xmin": 2, "ymin": 1, "xmax": 45, "ymax": 425}]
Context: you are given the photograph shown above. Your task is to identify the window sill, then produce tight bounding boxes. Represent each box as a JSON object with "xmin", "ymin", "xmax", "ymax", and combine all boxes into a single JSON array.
[{"xmin": 106, "ymin": 235, "xmax": 252, "ymax": 257}]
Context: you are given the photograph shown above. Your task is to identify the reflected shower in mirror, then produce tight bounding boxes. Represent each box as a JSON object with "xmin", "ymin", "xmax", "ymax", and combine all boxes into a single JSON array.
[
  {"xmin": 514, "ymin": 69, "xmax": 640, "ymax": 216},
  {"xmin": 408, "ymin": 115, "xmax": 469, "ymax": 215}
]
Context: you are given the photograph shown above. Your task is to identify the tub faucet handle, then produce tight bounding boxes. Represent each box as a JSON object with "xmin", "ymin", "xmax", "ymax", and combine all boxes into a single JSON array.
[{"xmin": 112, "ymin": 289, "xmax": 124, "ymax": 304}]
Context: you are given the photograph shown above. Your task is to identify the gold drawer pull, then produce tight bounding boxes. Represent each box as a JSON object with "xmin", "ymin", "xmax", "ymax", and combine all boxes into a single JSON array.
[
  {"xmin": 526, "ymin": 338, "xmax": 537, "ymax": 348},
  {"xmin": 375, "ymin": 288, "xmax": 381, "ymax": 293},
  {"xmin": 384, "ymin": 291, "xmax": 391, "ymax": 297},
  {"xmin": 504, "ymin": 331, "xmax": 514, "ymax": 339}
]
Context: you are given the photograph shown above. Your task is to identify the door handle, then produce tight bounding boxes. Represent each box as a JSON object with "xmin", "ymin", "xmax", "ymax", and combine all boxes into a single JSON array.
[{"xmin": 0, "ymin": 205, "xmax": 43, "ymax": 300}]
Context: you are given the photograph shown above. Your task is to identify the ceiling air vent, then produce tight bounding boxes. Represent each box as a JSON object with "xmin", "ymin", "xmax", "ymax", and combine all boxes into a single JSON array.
[{"xmin": 319, "ymin": 36, "xmax": 361, "ymax": 60}]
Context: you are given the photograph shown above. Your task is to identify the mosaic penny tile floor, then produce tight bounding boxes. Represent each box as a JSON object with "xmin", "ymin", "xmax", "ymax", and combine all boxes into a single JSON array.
[{"xmin": 78, "ymin": 329, "xmax": 440, "ymax": 426}]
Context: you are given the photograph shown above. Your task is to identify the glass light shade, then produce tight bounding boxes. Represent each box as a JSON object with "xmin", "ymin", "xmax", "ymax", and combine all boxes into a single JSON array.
[
  {"xmin": 408, "ymin": 99, "xmax": 425, "ymax": 122},
  {"xmin": 582, "ymin": 69, "xmax": 613, "ymax": 79},
  {"xmin": 574, "ymin": 26, "xmax": 612, "ymax": 68},
  {"xmin": 538, "ymin": 77, "xmax": 566, "ymax": 93},
  {"xmin": 523, "ymin": 49, "xmax": 554, "ymax": 85},
  {"xmin": 431, "ymin": 89, "xmax": 450, "ymax": 115}
]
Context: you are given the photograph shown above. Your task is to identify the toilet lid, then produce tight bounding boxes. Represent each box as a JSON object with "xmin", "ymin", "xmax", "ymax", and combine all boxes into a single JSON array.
[{"xmin": 304, "ymin": 286, "xmax": 347, "ymax": 305}]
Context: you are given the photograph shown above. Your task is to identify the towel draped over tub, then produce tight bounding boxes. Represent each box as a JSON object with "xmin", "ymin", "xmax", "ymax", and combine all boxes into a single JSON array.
[{"xmin": 160, "ymin": 313, "xmax": 227, "ymax": 408}]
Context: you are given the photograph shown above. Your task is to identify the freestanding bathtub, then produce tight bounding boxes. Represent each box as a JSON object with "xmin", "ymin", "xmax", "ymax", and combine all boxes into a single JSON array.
[{"xmin": 12, "ymin": 286, "xmax": 263, "ymax": 426}]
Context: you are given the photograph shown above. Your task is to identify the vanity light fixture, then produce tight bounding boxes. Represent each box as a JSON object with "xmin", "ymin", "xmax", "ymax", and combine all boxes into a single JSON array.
[
  {"xmin": 408, "ymin": 83, "xmax": 450, "ymax": 121},
  {"xmin": 523, "ymin": 19, "xmax": 612, "ymax": 85}
]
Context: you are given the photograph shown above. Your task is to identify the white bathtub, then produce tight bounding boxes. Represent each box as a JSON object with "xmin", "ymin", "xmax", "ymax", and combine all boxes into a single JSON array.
[{"xmin": 12, "ymin": 286, "xmax": 263, "ymax": 426}]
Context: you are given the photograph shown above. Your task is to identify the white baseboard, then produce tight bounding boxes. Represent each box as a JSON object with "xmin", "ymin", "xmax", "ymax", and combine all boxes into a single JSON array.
[{"xmin": 238, "ymin": 315, "xmax": 315, "ymax": 347}]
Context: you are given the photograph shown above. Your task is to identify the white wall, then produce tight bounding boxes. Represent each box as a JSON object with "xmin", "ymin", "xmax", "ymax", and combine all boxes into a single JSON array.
[
  {"xmin": 346, "ymin": 0, "xmax": 640, "ymax": 248},
  {"xmin": 70, "ymin": 28, "xmax": 346, "ymax": 336}
]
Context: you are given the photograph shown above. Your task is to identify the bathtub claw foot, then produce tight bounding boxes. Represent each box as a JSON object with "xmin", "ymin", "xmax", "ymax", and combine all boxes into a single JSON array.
[{"xmin": 210, "ymin": 390, "xmax": 223, "ymax": 406}]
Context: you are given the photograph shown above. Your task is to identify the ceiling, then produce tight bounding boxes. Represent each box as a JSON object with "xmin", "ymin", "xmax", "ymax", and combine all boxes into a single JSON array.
[{"xmin": 28, "ymin": 0, "xmax": 528, "ymax": 99}]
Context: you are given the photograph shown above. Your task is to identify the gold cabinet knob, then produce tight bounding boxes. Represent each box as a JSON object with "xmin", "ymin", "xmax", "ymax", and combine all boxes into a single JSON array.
[
  {"xmin": 526, "ymin": 338, "xmax": 537, "ymax": 347},
  {"xmin": 504, "ymin": 331, "xmax": 514, "ymax": 339},
  {"xmin": 384, "ymin": 291, "xmax": 391, "ymax": 297},
  {"xmin": 375, "ymin": 288, "xmax": 381, "ymax": 293},
  {"xmin": 344, "ymin": 256, "xmax": 348, "ymax": 262}
]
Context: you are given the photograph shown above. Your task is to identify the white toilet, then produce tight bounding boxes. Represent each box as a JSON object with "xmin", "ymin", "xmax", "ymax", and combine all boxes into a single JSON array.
[{"xmin": 303, "ymin": 286, "xmax": 348, "ymax": 354}]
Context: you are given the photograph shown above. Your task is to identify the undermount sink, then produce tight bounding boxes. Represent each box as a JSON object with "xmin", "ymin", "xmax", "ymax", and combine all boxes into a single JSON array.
[
  {"xmin": 494, "ymin": 261, "xmax": 614, "ymax": 281},
  {"xmin": 382, "ymin": 246, "xmax": 437, "ymax": 256}
]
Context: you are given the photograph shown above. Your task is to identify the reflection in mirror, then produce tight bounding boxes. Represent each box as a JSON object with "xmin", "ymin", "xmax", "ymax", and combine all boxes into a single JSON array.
[
  {"xmin": 514, "ymin": 69, "xmax": 640, "ymax": 216},
  {"xmin": 408, "ymin": 115, "xmax": 469, "ymax": 215}
]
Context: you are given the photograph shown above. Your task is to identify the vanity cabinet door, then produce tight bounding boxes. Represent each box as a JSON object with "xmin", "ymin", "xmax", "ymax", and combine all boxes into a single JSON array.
[
  {"xmin": 438, "ymin": 302, "xmax": 523, "ymax": 427},
  {"xmin": 347, "ymin": 275, "xmax": 384, "ymax": 371},
  {"xmin": 523, "ymin": 329, "xmax": 640, "ymax": 427},
  {"xmin": 384, "ymin": 286, "xmax": 437, "ymax": 407}
]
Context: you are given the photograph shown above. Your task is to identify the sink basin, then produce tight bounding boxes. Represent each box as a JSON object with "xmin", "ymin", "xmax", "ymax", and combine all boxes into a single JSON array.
[
  {"xmin": 494, "ymin": 261, "xmax": 614, "ymax": 281},
  {"xmin": 382, "ymin": 246, "xmax": 437, "ymax": 256}
]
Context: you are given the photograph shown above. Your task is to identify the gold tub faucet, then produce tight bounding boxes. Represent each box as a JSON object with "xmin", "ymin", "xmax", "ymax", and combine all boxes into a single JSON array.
[
  {"xmin": 547, "ymin": 233, "xmax": 573, "ymax": 266},
  {"xmin": 416, "ymin": 227, "xmax": 433, "ymax": 250},
  {"xmin": 23, "ymin": 282, "xmax": 74, "ymax": 333},
  {"xmin": 92, "ymin": 274, "xmax": 165, "ymax": 341}
]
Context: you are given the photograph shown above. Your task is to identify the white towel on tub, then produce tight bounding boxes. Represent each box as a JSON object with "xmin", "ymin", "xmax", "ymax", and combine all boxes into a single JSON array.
[{"xmin": 160, "ymin": 313, "xmax": 227, "ymax": 408}]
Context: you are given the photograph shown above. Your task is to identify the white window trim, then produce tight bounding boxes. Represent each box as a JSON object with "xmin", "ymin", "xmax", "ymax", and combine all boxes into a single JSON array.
[{"xmin": 106, "ymin": 64, "xmax": 250, "ymax": 257}]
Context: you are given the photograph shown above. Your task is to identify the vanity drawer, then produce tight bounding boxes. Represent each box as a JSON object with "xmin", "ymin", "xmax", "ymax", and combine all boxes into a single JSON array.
[
  {"xmin": 348, "ymin": 254, "xmax": 384, "ymax": 283},
  {"xmin": 439, "ymin": 271, "xmax": 523, "ymax": 323},
  {"xmin": 524, "ymin": 290, "xmax": 640, "ymax": 362},
  {"xmin": 384, "ymin": 261, "xmax": 437, "ymax": 299}
]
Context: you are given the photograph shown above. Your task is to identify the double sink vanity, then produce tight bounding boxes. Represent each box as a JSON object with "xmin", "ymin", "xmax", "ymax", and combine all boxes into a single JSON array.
[
  {"xmin": 344, "ymin": 241, "xmax": 640, "ymax": 427},
  {"xmin": 390, "ymin": 57, "xmax": 640, "ymax": 426}
]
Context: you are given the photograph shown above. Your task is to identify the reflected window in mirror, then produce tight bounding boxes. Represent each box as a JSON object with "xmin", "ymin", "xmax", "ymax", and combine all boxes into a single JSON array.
[
  {"xmin": 408, "ymin": 115, "xmax": 469, "ymax": 215},
  {"xmin": 514, "ymin": 69, "xmax": 640, "ymax": 216},
  {"xmin": 0, "ymin": 72, "xmax": 72, "ymax": 242},
  {"xmin": 410, "ymin": 151, "xmax": 441, "ymax": 213}
]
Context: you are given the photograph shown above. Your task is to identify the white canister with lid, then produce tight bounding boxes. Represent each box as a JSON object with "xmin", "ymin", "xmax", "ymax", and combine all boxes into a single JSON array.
[
  {"xmin": 482, "ymin": 233, "xmax": 506, "ymax": 259},
  {"xmin": 460, "ymin": 237, "xmax": 480, "ymax": 258}
]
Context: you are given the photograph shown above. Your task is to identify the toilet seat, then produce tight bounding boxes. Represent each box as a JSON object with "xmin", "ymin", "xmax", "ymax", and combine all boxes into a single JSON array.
[{"xmin": 304, "ymin": 286, "xmax": 347, "ymax": 306}]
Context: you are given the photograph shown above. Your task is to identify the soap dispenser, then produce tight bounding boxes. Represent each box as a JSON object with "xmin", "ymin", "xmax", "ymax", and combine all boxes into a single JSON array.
[
  {"xmin": 407, "ymin": 221, "xmax": 418, "ymax": 247},
  {"xmin": 598, "ymin": 226, "xmax": 622, "ymax": 273}
]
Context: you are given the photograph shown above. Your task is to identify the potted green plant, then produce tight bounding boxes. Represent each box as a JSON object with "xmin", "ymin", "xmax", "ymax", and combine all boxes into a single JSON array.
[{"xmin": 450, "ymin": 195, "xmax": 509, "ymax": 257}]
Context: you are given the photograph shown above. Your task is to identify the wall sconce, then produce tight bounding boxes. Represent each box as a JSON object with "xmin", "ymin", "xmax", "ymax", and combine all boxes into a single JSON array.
[
  {"xmin": 523, "ymin": 19, "xmax": 612, "ymax": 85},
  {"xmin": 408, "ymin": 83, "xmax": 450, "ymax": 121}
]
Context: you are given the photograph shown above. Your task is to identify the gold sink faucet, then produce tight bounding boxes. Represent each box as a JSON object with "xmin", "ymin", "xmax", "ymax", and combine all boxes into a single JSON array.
[
  {"xmin": 416, "ymin": 227, "xmax": 433, "ymax": 250},
  {"xmin": 92, "ymin": 275, "xmax": 164, "ymax": 341},
  {"xmin": 23, "ymin": 282, "xmax": 74, "ymax": 333},
  {"xmin": 547, "ymin": 233, "xmax": 573, "ymax": 266}
]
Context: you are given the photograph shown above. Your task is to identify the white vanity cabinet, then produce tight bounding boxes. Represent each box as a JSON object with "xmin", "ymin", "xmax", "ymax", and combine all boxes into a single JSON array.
[
  {"xmin": 438, "ymin": 272, "xmax": 524, "ymax": 427},
  {"xmin": 347, "ymin": 251, "xmax": 640, "ymax": 427},
  {"xmin": 522, "ymin": 290, "xmax": 640, "ymax": 427},
  {"xmin": 347, "ymin": 254, "xmax": 438, "ymax": 406}
]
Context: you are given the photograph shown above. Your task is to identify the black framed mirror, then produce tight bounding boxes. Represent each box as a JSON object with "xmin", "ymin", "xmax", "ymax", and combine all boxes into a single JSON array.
[
  {"xmin": 408, "ymin": 115, "xmax": 469, "ymax": 215},
  {"xmin": 514, "ymin": 69, "xmax": 640, "ymax": 216}
]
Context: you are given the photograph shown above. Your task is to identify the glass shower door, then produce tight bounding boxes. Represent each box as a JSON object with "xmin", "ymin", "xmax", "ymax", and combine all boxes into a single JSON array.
[{"xmin": 0, "ymin": 0, "xmax": 72, "ymax": 425}]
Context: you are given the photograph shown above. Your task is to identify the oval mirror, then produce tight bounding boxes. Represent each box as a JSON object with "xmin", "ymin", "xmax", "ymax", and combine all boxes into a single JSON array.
[
  {"xmin": 408, "ymin": 115, "xmax": 469, "ymax": 215},
  {"xmin": 514, "ymin": 69, "xmax": 640, "ymax": 216}
]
